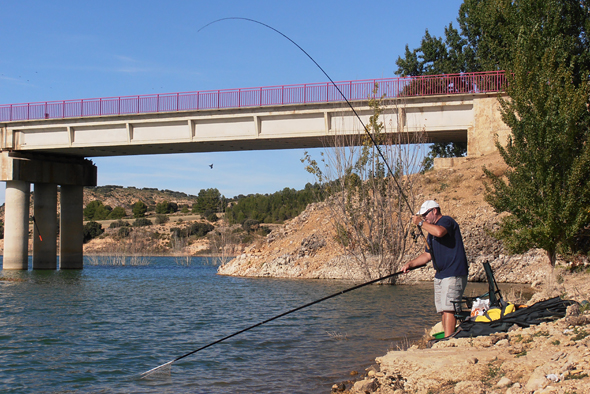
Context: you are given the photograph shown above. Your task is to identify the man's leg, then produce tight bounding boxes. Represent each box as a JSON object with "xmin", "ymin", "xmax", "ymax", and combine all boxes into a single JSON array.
[{"xmin": 441, "ymin": 311, "xmax": 456, "ymax": 337}]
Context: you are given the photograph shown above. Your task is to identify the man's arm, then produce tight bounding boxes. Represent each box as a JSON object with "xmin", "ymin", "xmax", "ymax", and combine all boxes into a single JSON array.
[
  {"xmin": 401, "ymin": 251, "xmax": 431, "ymax": 273},
  {"xmin": 411, "ymin": 215, "xmax": 447, "ymax": 238}
]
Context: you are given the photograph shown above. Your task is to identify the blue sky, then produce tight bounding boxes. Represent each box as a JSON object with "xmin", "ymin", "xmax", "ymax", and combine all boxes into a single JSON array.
[{"xmin": 0, "ymin": 0, "xmax": 464, "ymax": 203}]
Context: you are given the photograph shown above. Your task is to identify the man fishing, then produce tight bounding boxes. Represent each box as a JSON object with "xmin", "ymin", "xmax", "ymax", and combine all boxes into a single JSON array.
[{"xmin": 401, "ymin": 200, "xmax": 468, "ymax": 337}]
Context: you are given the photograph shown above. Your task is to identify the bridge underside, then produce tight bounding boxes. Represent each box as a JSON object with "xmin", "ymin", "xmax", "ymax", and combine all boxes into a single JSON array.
[{"xmin": 9, "ymin": 129, "xmax": 467, "ymax": 158}]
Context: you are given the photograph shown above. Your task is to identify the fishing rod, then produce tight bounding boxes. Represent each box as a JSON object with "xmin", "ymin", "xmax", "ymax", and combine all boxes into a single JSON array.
[
  {"xmin": 198, "ymin": 17, "xmax": 415, "ymax": 214},
  {"xmin": 141, "ymin": 18, "xmax": 429, "ymax": 379},
  {"xmin": 140, "ymin": 267, "xmax": 415, "ymax": 378}
]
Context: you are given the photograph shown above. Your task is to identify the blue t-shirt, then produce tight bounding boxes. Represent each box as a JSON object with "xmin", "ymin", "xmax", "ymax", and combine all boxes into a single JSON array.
[{"xmin": 425, "ymin": 215, "xmax": 468, "ymax": 279}]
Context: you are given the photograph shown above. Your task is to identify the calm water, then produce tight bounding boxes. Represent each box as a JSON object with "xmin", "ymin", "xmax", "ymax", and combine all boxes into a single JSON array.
[{"xmin": 1, "ymin": 257, "xmax": 494, "ymax": 393}]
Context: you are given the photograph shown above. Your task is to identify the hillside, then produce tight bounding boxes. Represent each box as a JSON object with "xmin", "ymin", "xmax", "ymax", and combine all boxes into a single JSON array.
[{"xmin": 219, "ymin": 151, "xmax": 556, "ymax": 285}]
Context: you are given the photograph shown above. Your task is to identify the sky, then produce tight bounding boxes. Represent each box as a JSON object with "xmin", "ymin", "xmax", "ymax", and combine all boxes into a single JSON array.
[{"xmin": 0, "ymin": 0, "xmax": 465, "ymax": 203}]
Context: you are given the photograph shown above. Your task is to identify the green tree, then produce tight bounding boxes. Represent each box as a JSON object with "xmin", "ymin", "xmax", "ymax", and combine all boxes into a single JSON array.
[
  {"xmin": 155, "ymin": 201, "xmax": 178, "ymax": 214},
  {"xmin": 483, "ymin": 0, "xmax": 590, "ymax": 266},
  {"xmin": 132, "ymin": 201, "xmax": 147, "ymax": 218},
  {"xmin": 192, "ymin": 188, "xmax": 223, "ymax": 213},
  {"xmin": 108, "ymin": 206, "xmax": 126, "ymax": 219},
  {"xmin": 83, "ymin": 200, "xmax": 112, "ymax": 221}
]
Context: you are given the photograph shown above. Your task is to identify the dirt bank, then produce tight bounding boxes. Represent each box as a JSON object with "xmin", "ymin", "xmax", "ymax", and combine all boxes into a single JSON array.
[{"xmin": 218, "ymin": 152, "xmax": 554, "ymax": 285}]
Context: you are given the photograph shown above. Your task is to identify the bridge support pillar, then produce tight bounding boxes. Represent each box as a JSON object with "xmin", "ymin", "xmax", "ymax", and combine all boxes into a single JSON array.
[
  {"xmin": 59, "ymin": 185, "xmax": 84, "ymax": 269},
  {"xmin": 32, "ymin": 183, "xmax": 58, "ymax": 270},
  {"xmin": 3, "ymin": 180, "xmax": 30, "ymax": 270},
  {"xmin": 1, "ymin": 152, "xmax": 96, "ymax": 270}
]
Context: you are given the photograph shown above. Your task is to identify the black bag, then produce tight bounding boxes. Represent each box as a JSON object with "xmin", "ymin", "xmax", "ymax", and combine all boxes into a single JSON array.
[{"xmin": 452, "ymin": 297, "xmax": 577, "ymax": 339}]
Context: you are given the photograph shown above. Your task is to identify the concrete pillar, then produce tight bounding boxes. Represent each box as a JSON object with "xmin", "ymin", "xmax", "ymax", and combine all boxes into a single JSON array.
[
  {"xmin": 3, "ymin": 180, "xmax": 30, "ymax": 270},
  {"xmin": 59, "ymin": 185, "xmax": 84, "ymax": 269},
  {"xmin": 32, "ymin": 183, "xmax": 58, "ymax": 270}
]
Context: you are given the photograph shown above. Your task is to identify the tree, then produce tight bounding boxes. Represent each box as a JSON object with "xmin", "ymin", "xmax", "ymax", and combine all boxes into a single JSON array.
[
  {"xmin": 108, "ymin": 206, "xmax": 126, "ymax": 219},
  {"xmin": 483, "ymin": 0, "xmax": 590, "ymax": 266},
  {"xmin": 192, "ymin": 188, "xmax": 222, "ymax": 213},
  {"xmin": 132, "ymin": 201, "xmax": 147, "ymax": 218},
  {"xmin": 156, "ymin": 200, "xmax": 178, "ymax": 214},
  {"xmin": 83, "ymin": 200, "xmax": 112, "ymax": 221},
  {"xmin": 303, "ymin": 86, "xmax": 422, "ymax": 279}
]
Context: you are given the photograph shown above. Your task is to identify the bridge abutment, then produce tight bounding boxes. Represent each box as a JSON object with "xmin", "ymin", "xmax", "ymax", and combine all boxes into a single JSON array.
[{"xmin": 1, "ymin": 152, "xmax": 96, "ymax": 270}]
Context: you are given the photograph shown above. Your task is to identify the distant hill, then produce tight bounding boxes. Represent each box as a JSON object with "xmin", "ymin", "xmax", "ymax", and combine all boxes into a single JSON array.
[
  {"xmin": 0, "ymin": 185, "xmax": 202, "ymax": 222},
  {"xmin": 84, "ymin": 185, "xmax": 200, "ymax": 214}
]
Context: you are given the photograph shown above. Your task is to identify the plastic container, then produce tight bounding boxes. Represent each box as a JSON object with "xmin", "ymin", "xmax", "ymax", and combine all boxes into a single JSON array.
[{"xmin": 433, "ymin": 331, "xmax": 445, "ymax": 339}]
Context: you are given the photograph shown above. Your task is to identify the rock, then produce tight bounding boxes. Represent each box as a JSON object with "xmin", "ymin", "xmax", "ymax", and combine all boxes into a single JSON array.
[
  {"xmin": 525, "ymin": 368, "xmax": 549, "ymax": 391},
  {"xmin": 496, "ymin": 376, "xmax": 512, "ymax": 388},
  {"xmin": 454, "ymin": 380, "xmax": 485, "ymax": 394},
  {"xmin": 352, "ymin": 378, "xmax": 378, "ymax": 393},
  {"xmin": 332, "ymin": 382, "xmax": 346, "ymax": 392}
]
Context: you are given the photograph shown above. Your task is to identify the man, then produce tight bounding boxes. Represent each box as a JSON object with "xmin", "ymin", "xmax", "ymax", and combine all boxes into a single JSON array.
[{"xmin": 401, "ymin": 200, "xmax": 468, "ymax": 337}]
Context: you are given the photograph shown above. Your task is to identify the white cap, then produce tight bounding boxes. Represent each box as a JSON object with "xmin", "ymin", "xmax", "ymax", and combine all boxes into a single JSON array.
[{"xmin": 416, "ymin": 200, "xmax": 440, "ymax": 215}]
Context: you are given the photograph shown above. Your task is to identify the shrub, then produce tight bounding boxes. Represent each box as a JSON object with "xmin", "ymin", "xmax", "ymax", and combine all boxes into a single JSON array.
[
  {"xmin": 117, "ymin": 227, "xmax": 131, "ymax": 238},
  {"xmin": 189, "ymin": 222, "xmax": 215, "ymax": 237},
  {"xmin": 207, "ymin": 213, "xmax": 219, "ymax": 222},
  {"xmin": 109, "ymin": 219, "xmax": 130, "ymax": 229},
  {"xmin": 155, "ymin": 214, "xmax": 169, "ymax": 225},
  {"xmin": 133, "ymin": 218, "xmax": 153, "ymax": 227},
  {"xmin": 242, "ymin": 219, "xmax": 260, "ymax": 232},
  {"xmin": 83, "ymin": 221, "xmax": 104, "ymax": 243}
]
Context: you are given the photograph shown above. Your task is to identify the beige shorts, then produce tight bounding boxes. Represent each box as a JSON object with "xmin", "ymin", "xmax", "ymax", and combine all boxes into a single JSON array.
[{"xmin": 434, "ymin": 276, "xmax": 467, "ymax": 313}]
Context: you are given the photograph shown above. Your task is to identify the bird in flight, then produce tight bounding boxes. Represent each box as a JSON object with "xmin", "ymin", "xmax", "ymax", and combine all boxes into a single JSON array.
[{"xmin": 209, "ymin": 164, "xmax": 214, "ymax": 169}]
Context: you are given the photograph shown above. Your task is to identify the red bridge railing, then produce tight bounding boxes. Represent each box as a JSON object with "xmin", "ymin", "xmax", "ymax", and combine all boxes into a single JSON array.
[{"xmin": 0, "ymin": 71, "xmax": 505, "ymax": 122}]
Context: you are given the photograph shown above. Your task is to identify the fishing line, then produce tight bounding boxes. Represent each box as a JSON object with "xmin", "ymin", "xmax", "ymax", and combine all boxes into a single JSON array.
[
  {"xmin": 141, "ymin": 17, "xmax": 428, "ymax": 379},
  {"xmin": 32, "ymin": 216, "xmax": 43, "ymax": 241},
  {"xmin": 140, "ymin": 267, "xmax": 415, "ymax": 379}
]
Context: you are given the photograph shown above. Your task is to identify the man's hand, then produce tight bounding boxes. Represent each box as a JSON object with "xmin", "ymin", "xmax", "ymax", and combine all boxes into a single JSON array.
[
  {"xmin": 412, "ymin": 215, "xmax": 422, "ymax": 226},
  {"xmin": 401, "ymin": 262, "xmax": 411, "ymax": 273}
]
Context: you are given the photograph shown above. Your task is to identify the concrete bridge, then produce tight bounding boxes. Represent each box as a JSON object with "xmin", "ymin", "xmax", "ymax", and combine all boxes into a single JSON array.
[{"xmin": 0, "ymin": 71, "xmax": 509, "ymax": 270}]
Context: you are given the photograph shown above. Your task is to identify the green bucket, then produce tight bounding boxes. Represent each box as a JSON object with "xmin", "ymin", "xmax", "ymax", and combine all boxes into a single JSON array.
[{"xmin": 433, "ymin": 331, "xmax": 445, "ymax": 339}]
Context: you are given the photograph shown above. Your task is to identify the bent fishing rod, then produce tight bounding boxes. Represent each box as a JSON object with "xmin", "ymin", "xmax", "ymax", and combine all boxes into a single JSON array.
[
  {"xmin": 141, "ymin": 18, "xmax": 428, "ymax": 379},
  {"xmin": 140, "ymin": 267, "xmax": 415, "ymax": 378},
  {"xmin": 199, "ymin": 17, "xmax": 415, "ymax": 214}
]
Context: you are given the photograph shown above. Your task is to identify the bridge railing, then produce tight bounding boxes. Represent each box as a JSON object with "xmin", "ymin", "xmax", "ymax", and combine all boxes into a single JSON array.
[{"xmin": 0, "ymin": 71, "xmax": 506, "ymax": 122}]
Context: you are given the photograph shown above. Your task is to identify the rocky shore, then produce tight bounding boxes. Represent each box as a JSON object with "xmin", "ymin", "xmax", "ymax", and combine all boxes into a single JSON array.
[{"xmin": 347, "ymin": 271, "xmax": 590, "ymax": 394}]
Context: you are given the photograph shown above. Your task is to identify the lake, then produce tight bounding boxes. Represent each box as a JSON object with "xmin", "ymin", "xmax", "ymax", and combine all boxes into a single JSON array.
[{"xmin": 1, "ymin": 256, "xmax": 497, "ymax": 393}]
